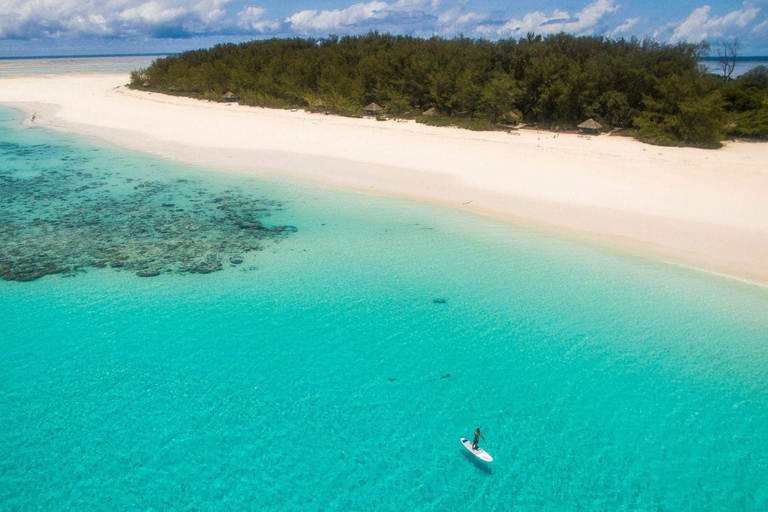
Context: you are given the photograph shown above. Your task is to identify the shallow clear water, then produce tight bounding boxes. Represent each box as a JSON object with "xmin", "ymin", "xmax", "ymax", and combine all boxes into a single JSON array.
[
  {"xmin": 1, "ymin": 105, "xmax": 767, "ymax": 510},
  {"xmin": 0, "ymin": 56, "xmax": 160, "ymax": 76},
  {"xmin": 0, "ymin": 108, "xmax": 293, "ymax": 281}
]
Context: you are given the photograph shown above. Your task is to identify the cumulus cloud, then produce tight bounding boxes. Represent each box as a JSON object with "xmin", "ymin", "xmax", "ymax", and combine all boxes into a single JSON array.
[
  {"xmin": 1, "ymin": 0, "xmax": 764, "ymax": 47},
  {"xmin": 670, "ymin": 3, "xmax": 760, "ymax": 43},
  {"xmin": 285, "ymin": 0, "xmax": 439, "ymax": 35},
  {"xmin": 237, "ymin": 6, "xmax": 280, "ymax": 33},
  {"xmin": 287, "ymin": 1, "xmax": 389, "ymax": 33},
  {"xmin": 496, "ymin": 0, "xmax": 619, "ymax": 38},
  {"xmin": 0, "ymin": 0, "xmax": 234, "ymax": 39},
  {"xmin": 437, "ymin": 8, "xmax": 490, "ymax": 35},
  {"xmin": 608, "ymin": 17, "xmax": 639, "ymax": 37}
]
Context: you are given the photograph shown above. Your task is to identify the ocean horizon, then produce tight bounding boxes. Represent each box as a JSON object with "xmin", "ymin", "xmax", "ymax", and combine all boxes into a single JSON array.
[{"xmin": 1, "ymin": 62, "xmax": 768, "ymax": 510}]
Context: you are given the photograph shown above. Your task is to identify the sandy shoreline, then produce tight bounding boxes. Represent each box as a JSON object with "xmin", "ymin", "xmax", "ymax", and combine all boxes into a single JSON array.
[{"xmin": 1, "ymin": 72, "xmax": 767, "ymax": 285}]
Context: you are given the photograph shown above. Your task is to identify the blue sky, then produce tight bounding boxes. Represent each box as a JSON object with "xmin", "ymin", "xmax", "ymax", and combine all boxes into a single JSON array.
[{"xmin": 1, "ymin": 0, "xmax": 766, "ymax": 56}]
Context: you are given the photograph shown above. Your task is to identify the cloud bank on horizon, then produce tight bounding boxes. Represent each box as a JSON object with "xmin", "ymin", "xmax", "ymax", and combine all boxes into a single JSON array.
[{"xmin": 0, "ymin": 0, "xmax": 766, "ymax": 52}]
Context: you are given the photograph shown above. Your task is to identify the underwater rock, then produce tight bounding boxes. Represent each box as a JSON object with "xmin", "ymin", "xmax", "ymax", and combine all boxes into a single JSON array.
[
  {"xmin": 433, "ymin": 298, "xmax": 447, "ymax": 304},
  {"xmin": 192, "ymin": 261, "xmax": 223, "ymax": 274},
  {"xmin": 271, "ymin": 226, "xmax": 298, "ymax": 233},
  {"xmin": 4, "ymin": 267, "xmax": 45, "ymax": 282}
]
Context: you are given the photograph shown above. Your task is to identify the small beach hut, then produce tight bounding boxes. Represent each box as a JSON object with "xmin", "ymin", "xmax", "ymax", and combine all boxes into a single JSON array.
[
  {"xmin": 577, "ymin": 118, "xmax": 602, "ymax": 134},
  {"xmin": 142, "ymin": 81, "xmax": 150, "ymax": 88},
  {"xmin": 221, "ymin": 91, "xmax": 238, "ymax": 103},
  {"xmin": 363, "ymin": 102, "xmax": 384, "ymax": 116},
  {"xmin": 311, "ymin": 98, "xmax": 328, "ymax": 113},
  {"xmin": 422, "ymin": 107, "xmax": 437, "ymax": 116}
]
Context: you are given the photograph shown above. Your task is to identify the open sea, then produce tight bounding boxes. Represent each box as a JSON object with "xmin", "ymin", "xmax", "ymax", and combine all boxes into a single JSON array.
[
  {"xmin": 0, "ymin": 55, "xmax": 161, "ymax": 77},
  {"xmin": 699, "ymin": 56, "xmax": 768, "ymax": 78},
  {"xmin": 1, "ymin": 62, "xmax": 768, "ymax": 510}
]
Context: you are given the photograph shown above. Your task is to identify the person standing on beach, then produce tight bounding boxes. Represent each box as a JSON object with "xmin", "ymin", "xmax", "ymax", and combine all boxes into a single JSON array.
[{"xmin": 472, "ymin": 428, "xmax": 485, "ymax": 450}]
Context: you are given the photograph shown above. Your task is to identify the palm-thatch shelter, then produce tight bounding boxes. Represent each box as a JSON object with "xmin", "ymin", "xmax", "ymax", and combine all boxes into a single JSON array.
[
  {"xmin": 221, "ymin": 91, "xmax": 238, "ymax": 103},
  {"xmin": 422, "ymin": 107, "xmax": 437, "ymax": 116},
  {"xmin": 311, "ymin": 98, "xmax": 328, "ymax": 113},
  {"xmin": 577, "ymin": 118, "xmax": 602, "ymax": 134},
  {"xmin": 363, "ymin": 102, "xmax": 384, "ymax": 116}
]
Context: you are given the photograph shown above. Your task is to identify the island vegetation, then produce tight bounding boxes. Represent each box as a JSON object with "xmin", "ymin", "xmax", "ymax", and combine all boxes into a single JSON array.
[{"xmin": 130, "ymin": 32, "xmax": 768, "ymax": 148}]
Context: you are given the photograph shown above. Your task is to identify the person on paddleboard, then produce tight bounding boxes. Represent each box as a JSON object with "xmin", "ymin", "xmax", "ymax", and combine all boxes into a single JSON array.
[{"xmin": 472, "ymin": 428, "xmax": 485, "ymax": 450}]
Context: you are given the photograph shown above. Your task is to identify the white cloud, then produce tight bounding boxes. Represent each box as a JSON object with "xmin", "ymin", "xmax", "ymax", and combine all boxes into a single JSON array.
[
  {"xmin": 497, "ymin": 0, "xmax": 619, "ymax": 37},
  {"xmin": 0, "ymin": 0, "xmax": 235, "ymax": 38},
  {"xmin": 237, "ymin": 6, "xmax": 280, "ymax": 33},
  {"xmin": 287, "ymin": 1, "xmax": 389, "ymax": 33},
  {"xmin": 119, "ymin": 3, "xmax": 187, "ymax": 25},
  {"xmin": 609, "ymin": 16, "xmax": 639, "ymax": 37},
  {"xmin": 670, "ymin": 3, "xmax": 760, "ymax": 42},
  {"xmin": 436, "ymin": 7, "xmax": 488, "ymax": 34},
  {"xmin": 285, "ymin": 0, "xmax": 439, "ymax": 35},
  {"xmin": 0, "ymin": 0, "xmax": 762, "ymax": 48}
]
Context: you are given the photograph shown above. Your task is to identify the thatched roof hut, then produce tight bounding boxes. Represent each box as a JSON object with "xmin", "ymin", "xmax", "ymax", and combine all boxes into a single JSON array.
[
  {"xmin": 422, "ymin": 107, "xmax": 437, "ymax": 116},
  {"xmin": 221, "ymin": 91, "xmax": 238, "ymax": 102},
  {"xmin": 577, "ymin": 118, "xmax": 602, "ymax": 134},
  {"xmin": 363, "ymin": 102, "xmax": 384, "ymax": 116}
]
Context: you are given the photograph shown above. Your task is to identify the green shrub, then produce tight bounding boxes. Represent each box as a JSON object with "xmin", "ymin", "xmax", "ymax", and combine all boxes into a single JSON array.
[{"xmin": 733, "ymin": 103, "xmax": 768, "ymax": 138}]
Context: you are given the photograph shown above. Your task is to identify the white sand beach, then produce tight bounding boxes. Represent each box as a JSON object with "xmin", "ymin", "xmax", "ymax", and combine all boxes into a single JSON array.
[{"xmin": 1, "ymin": 72, "xmax": 767, "ymax": 284}]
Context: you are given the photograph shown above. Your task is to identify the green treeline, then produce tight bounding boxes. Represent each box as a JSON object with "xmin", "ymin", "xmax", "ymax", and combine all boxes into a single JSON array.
[{"xmin": 131, "ymin": 32, "xmax": 768, "ymax": 148}]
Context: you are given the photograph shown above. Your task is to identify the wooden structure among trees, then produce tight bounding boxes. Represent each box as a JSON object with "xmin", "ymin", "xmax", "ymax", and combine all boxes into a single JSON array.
[
  {"xmin": 578, "ymin": 119, "xmax": 602, "ymax": 134},
  {"xmin": 221, "ymin": 91, "xmax": 238, "ymax": 103},
  {"xmin": 422, "ymin": 107, "xmax": 437, "ymax": 116},
  {"xmin": 363, "ymin": 102, "xmax": 383, "ymax": 116}
]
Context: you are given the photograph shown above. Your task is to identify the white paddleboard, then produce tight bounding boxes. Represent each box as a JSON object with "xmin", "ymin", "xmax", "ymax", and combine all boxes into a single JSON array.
[{"xmin": 461, "ymin": 438, "xmax": 493, "ymax": 462}]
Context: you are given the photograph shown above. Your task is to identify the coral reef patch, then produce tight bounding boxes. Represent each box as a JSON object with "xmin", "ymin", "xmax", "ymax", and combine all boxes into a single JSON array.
[{"xmin": 0, "ymin": 137, "xmax": 295, "ymax": 282}]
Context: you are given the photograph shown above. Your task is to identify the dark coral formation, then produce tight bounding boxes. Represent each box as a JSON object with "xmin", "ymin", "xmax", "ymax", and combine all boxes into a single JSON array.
[{"xmin": 0, "ymin": 139, "xmax": 295, "ymax": 282}]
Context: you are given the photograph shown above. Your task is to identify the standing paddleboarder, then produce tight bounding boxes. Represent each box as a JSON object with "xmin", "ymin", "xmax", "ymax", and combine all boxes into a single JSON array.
[{"xmin": 472, "ymin": 428, "xmax": 485, "ymax": 450}]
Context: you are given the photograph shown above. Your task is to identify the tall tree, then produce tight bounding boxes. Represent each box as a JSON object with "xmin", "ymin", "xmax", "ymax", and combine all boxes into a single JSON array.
[
  {"xmin": 481, "ymin": 74, "xmax": 520, "ymax": 124},
  {"xmin": 717, "ymin": 40, "xmax": 740, "ymax": 82}
]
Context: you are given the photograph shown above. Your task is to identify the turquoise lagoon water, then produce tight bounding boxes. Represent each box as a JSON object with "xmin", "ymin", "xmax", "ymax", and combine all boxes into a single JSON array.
[{"xmin": 1, "ymin": 105, "xmax": 768, "ymax": 511}]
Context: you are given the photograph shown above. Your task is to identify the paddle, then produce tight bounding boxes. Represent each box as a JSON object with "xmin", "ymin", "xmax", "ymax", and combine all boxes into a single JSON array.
[{"xmin": 482, "ymin": 435, "xmax": 493, "ymax": 458}]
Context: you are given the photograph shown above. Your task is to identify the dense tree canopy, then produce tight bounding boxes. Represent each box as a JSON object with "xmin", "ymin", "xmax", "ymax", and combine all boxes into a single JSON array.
[{"xmin": 131, "ymin": 33, "xmax": 768, "ymax": 148}]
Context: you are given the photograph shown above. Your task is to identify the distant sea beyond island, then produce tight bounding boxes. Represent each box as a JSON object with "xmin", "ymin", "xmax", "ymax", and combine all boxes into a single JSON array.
[{"xmin": 699, "ymin": 55, "xmax": 768, "ymax": 77}]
